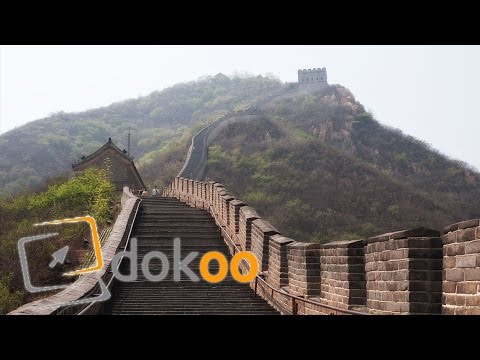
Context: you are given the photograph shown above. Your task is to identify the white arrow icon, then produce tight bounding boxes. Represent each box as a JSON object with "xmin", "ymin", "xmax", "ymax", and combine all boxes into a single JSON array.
[{"xmin": 49, "ymin": 245, "xmax": 69, "ymax": 268}]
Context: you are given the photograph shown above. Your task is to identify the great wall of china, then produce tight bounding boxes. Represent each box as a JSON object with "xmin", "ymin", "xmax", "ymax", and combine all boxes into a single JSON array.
[
  {"xmin": 163, "ymin": 177, "xmax": 480, "ymax": 315},
  {"xmin": 168, "ymin": 101, "xmax": 480, "ymax": 315},
  {"xmin": 9, "ymin": 77, "xmax": 480, "ymax": 315}
]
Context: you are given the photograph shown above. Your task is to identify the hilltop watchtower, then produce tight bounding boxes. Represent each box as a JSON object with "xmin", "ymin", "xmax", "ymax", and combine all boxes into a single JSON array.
[{"xmin": 298, "ymin": 68, "xmax": 328, "ymax": 90}]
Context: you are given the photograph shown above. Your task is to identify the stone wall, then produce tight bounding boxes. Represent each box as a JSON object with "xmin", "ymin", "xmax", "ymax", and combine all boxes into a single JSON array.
[
  {"xmin": 238, "ymin": 206, "xmax": 259, "ymax": 251},
  {"xmin": 229, "ymin": 199, "xmax": 245, "ymax": 240},
  {"xmin": 319, "ymin": 240, "xmax": 366, "ymax": 310},
  {"xmin": 267, "ymin": 235, "xmax": 294, "ymax": 289},
  {"xmin": 364, "ymin": 228, "xmax": 442, "ymax": 314},
  {"xmin": 167, "ymin": 177, "xmax": 480, "ymax": 315},
  {"xmin": 287, "ymin": 242, "xmax": 321, "ymax": 297},
  {"xmin": 221, "ymin": 194, "xmax": 235, "ymax": 229},
  {"xmin": 251, "ymin": 219, "xmax": 279, "ymax": 273},
  {"xmin": 442, "ymin": 219, "xmax": 480, "ymax": 315}
]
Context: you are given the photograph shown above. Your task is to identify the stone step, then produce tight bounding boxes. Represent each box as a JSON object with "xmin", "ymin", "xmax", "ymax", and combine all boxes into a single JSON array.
[{"xmin": 101, "ymin": 197, "xmax": 278, "ymax": 315}]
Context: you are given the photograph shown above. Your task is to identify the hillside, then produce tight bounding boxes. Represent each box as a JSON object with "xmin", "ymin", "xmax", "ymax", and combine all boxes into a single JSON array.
[
  {"xmin": 204, "ymin": 85, "xmax": 480, "ymax": 242},
  {"xmin": 0, "ymin": 169, "xmax": 115, "ymax": 313},
  {"xmin": 1, "ymin": 74, "xmax": 479, "ymax": 243},
  {"xmin": 0, "ymin": 74, "xmax": 284, "ymax": 195}
]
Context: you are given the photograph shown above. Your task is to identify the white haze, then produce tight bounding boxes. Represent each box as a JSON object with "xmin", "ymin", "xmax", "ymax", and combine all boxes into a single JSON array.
[{"xmin": 1, "ymin": 45, "xmax": 479, "ymax": 169}]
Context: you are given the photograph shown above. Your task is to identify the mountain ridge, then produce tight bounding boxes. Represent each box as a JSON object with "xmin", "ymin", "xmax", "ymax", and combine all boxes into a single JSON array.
[
  {"xmin": 201, "ymin": 83, "xmax": 480, "ymax": 241},
  {"xmin": 0, "ymin": 74, "xmax": 284, "ymax": 195},
  {"xmin": 1, "ymin": 74, "xmax": 479, "ymax": 241}
]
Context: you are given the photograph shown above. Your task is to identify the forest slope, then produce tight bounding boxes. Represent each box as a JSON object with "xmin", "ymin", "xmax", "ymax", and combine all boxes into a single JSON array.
[{"xmin": 204, "ymin": 85, "xmax": 480, "ymax": 241}]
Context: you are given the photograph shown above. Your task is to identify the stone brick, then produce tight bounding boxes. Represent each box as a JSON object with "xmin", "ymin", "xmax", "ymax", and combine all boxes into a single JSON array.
[
  {"xmin": 442, "ymin": 306, "xmax": 455, "ymax": 315},
  {"xmin": 457, "ymin": 219, "xmax": 480, "ymax": 230},
  {"xmin": 381, "ymin": 272, "xmax": 392, "ymax": 281},
  {"xmin": 385, "ymin": 262, "xmax": 398, "ymax": 271},
  {"xmin": 445, "ymin": 269, "xmax": 464, "ymax": 282},
  {"xmin": 392, "ymin": 270, "xmax": 408, "ymax": 281},
  {"xmin": 445, "ymin": 245, "xmax": 455, "ymax": 256},
  {"xmin": 442, "ymin": 231, "xmax": 457, "ymax": 245},
  {"xmin": 455, "ymin": 294, "xmax": 466, "ymax": 306},
  {"xmin": 466, "ymin": 307, "xmax": 480, "ymax": 315},
  {"xmin": 444, "ymin": 293, "xmax": 456, "ymax": 305},
  {"xmin": 443, "ymin": 256, "xmax": 456, "ymax": 269},
  {"xmin": 453, "ymin": 244, "xmax": 465, "ymax": 256},
  {"xmin": 397, "ymin": 281, "xmax": 409, "ymax": 291},
  {"xmin": 456, "ymin": 254, "xmax": 477, "ymax": 268},
  {"xmin": 442, "ymin": 281, "xmax": 456, "ymax": 293},
  {"xmin": 399, "ymin": 302, "xmax": 410, "ymax": 313},
  {"xmin": 457, "ymin": 283, "xmax": 478, "ymax": 294},
  {"xmin": 455, "ymin": 307, "xmax": 467, "ymax": 315},
  {"xmin": 392, "ymin": 292, "xmax": 408, "ymax": 302},
  {"xmin": 395, "ymin": 239, "xmax": 409, "ymax": 249},
  {"xmin": 458, "ymin": 228, "xmax": 476, "ymax": 242},
  {"xmin": 465, "ymin": 240, "xmax": 480, "ymax": 254},
  {"xmin": 386, "ymin": 281, "xmax": 397, "ymax": 291},
  {"xmin": 464, "ymin": 268, "xmax": 480, "ymax": 281},
  {"xmin": 390, "ymin": 249, "xmax": 407, "ymax": 260},
  {"xmin": 365, "ymin": 228, "xmax": 439, "ymax": 244},
  {"xmin": 385, "ymin": 302, "xmax": 400, "ymax": 313},
  {"xmin": 466, "ymin": 295, "xmax": 479, "ymax": 306},
  {"xmin": 443, "ymin": 223, "xmax": 458, "ymax": 235}
]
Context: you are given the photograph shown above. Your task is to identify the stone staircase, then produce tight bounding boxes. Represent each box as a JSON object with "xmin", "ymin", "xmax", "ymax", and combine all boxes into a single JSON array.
[{"xmin": 102, "ymin": 197, "xmax": 278, "ymax": 315}]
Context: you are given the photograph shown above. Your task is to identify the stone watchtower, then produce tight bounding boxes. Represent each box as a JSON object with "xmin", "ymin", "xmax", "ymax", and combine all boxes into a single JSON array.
[{"xmin": 298, "ymin": 68, "xmax": 328, "ymax": 90}]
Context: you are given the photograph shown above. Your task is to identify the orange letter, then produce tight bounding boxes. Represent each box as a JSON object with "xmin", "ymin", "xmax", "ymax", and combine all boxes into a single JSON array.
[
  {"xmin": 230, "ymin": 251, "xmax": 258, "ymax": 283},
  {"xmin": 200, "ymin": 251, "xmax": 228, "ymax": 283}
]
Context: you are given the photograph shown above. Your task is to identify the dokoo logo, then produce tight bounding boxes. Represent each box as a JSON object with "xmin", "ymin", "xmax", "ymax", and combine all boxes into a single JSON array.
[
  {"xmin": 18, "ymin": 215, "xmax": 259, "ymax": 308},
  {"xmin": 111, "ymin": 237, "xmax": 259, "ymax": 283}
]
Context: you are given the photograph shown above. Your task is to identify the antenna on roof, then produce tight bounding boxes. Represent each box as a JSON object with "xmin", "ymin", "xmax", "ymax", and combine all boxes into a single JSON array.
[{"xmin": 127, "ymin": 126, "xmax": 131, "ymax": 155}]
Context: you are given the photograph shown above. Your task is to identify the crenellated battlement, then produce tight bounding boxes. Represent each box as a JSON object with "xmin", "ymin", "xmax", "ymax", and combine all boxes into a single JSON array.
[
  {"xmin": 298, "ymin": 67, "xmax": 327, "ymax": 73},
  {"xmin": 166, "ymin": 177, "xmax": 480, "ymax": 315}
]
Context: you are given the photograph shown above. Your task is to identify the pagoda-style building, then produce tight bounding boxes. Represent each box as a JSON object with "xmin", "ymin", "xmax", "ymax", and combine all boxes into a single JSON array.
[{"xmin": 72, "ymin": 138, "xmax": 145, "ymax": 191}]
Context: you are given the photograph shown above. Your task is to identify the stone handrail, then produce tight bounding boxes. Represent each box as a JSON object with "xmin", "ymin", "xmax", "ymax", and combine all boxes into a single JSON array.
[
  {"xmin": 9, "ymin": 187, "xmax": 140, "ymax": 315},
  {"xmin": 164, "ymin": 177, "xmax": 480, "ymax": 315}
]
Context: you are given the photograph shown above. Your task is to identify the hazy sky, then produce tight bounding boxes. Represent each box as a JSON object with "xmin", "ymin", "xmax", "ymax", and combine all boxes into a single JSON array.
[{"xmin": 1, "ymin": 45, "xmax": 479, "ymax": 169}]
